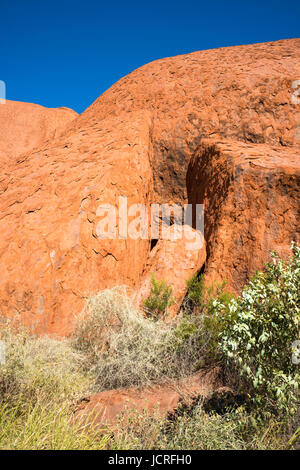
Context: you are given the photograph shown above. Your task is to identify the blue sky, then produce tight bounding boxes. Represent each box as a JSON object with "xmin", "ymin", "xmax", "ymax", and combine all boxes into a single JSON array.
[{"xmin": 1, "ymin": 0, "xmax": 299, "ymax": 114}]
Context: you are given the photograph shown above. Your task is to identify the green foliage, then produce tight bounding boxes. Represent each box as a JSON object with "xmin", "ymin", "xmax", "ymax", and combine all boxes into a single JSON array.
[
  {"xmin": 113, "ymin": 405, "xmax": 246, "ymax": 450},
  {"xmin": 173, "ymin": 275, "xmax": 235, "ymax": 364},
  {"xmin": 181, "ymin": 245, "xmax": 300, "ymax": 418},
  {"xmin": 287, "ymin": 426, "xmax": 300, "ymax": 449},
  {"xmin": 186, "ymin": 273, "xmax": 234, "ymax": 311},
  {"xmin": 0, "ymin": 244, "xmax": 299, "ymax": 449},
  {"xmin": 0, "ymin": 400, "xmax": 109, "ymax": 450},
  {"xmin": 202, "ymin": 284, "xmax": 236, "ymax": 360},
  {"xmin": 0, "ymin": 322, "xmax": 90, "ymax": 408},
  {"xmin": 108, "ymin": 403, "xmax": 293, "ymax": 450},
  {"xmin": 186, "ymin": 273, "xmax": 205, "ymax": 307},
  {"xmin": 143, "ymin": 274, "xmax": 175, "ymax": 319},
  {"xmin": 219, "ymin": 243, "xmax": 300, "ymax": 418}
]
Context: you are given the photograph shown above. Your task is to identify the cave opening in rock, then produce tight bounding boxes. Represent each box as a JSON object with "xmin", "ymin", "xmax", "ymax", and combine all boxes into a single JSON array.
[{"xmin": 150, "ymin": 238, "xmax": 159, "ymax": 251}]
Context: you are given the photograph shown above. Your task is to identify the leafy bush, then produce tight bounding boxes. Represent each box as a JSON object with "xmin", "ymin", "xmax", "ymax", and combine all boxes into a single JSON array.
[
  {"xmin": 219, "ymin": 243, "xmax": 300, "ymax": 417},
  {"xmin": 143, "ymin": 274, "xmax": 175, "ymax": 319},
  {"xmin": 181, "ymin": 245, "xmax": 300, "ymax": 418},
  {"xmin": 186, "ymin": 273, "xmax": 233, "ymax": 311},
  {"xmin": 173, "ymin": 275, "xmax": 235, "ymax": 364}
]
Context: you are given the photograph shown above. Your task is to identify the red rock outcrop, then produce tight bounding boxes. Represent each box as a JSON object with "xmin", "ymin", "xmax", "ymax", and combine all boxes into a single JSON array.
[
  {"xmin": 0, "ymin": 39, "xmax": 299, "ymax": 334},
  {"xmin": 187, "ymin": 139, "xmax": 300, "ymax": 292},
  {"xmin": 0, "ymin": 100, "xmax": 78, "ymax": 163},
  {"xmin": 77, "ymin": 38, "xmax": 300, "ymax": 204},
  {"xmin": 75, "ymin": 368, "xmax": 222, "ymax": 428},
  {"xmin": 0, "ymin": 111, "xmax": 153, "ymax": 334}
]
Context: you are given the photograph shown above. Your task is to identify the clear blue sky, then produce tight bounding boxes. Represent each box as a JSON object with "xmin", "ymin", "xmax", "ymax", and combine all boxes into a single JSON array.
[{"xmin": 1, "ymin": 0, "xmax": 299, "ymax": 114}]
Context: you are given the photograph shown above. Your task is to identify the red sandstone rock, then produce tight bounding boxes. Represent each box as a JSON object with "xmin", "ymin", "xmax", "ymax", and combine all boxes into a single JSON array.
[
  {"xmin": 133, "ymin": 224, "xmax": 206, "ymax": 315},
  {"xmin": 0, "ymin": 39, "xmax": 299, "ymax": 334},
  {"xmin": 187, "ymin": 139, "xmax": 300, "ymax": 292},
  {"xmin": 0, "ymin": 111, "xmax": 153, "ymax": 334},
  {"xmin": 75, "ymin": 368, "xmax": 221, "ymax": 428},
  {"xmin": 0, "ymin": 100, "xmax": 78, "ymax": 163}
]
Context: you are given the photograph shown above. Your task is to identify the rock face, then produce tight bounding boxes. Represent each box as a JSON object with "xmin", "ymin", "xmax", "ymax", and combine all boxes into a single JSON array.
[
  {"xmin": 0, "ymin": 100, "xmax": 78, "ymax": 163},
  {"xmin": 78, "ymin": 38, "xmax": 300, "ymax": 204},
  {"xmin": 133, "ymin": 224, "xmax": 206, "ymax": 315},
  {"xmin": 0, "ymin": 39, "xmax": 299, "ymax": 334},
  {"xmin": 187, "ymin": 139, "xmax": 300, "ymax": 292},
  {"xmin": 0, "ymin": 112, "xmax": 153, "ymax": 334}
]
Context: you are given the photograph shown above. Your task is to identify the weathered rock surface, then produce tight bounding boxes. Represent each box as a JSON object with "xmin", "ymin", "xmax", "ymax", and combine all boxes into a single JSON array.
[
  {"xmin": 0, "ymin": 39, "xmax": 299, "ymax": 334},
  {"xmin": 75, "ymin": 368, "xmax": 222, "ymax": 428},
  {"xmin": 0, "ymin": 111, "xmax": 153, "ymax": 334},
  {"xmin": 187, "ymin": 139, "xmax": 300, "ymax": 292},
  {"xmin": 0, "ymin": 100, "xmax": 78, "ymax": 163},
  {"xmin": 77, "ymin": 38, "xmax": 300, "ymax": 204},
  {"xmin": 133, "ymin": 224, "xmax": 206, "ymax": 315}
]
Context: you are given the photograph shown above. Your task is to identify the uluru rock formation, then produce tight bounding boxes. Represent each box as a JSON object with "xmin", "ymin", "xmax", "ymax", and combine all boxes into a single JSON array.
[
  {"xmin": 0, "ymin": 100, "xmax": 78, "ymax": 163},
  {"xmin": 0, "ymin": 39, "xmax": 299, "ymax": 335}
]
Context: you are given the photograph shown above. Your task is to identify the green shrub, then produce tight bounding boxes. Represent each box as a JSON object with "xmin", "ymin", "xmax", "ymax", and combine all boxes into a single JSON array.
[
  {"xmin": 108, "ymin": 403, "xmax": 292, "ymax": 450},
  {"xmin": 143, "ymin": 274, "xmax": 175, "ymax": 319},
  {"xmin": 186, "ymin": 273, "xmax": 233, "ymax": 310},
  {"xmin": 173, "ymin": 275, "xmax": 235, "ymax": 364},
  {"xmin": 186, "ymin": 273, "xmax": 205, "ymax": 307},
  {"xmin": 109, "ymin": 404, "xmax": 246, "ymax": 450},
  {"xmin": 158, "ymin": 405, "xmax": 247, "ymax": 450},
  {"xmin": 219, "ymin": 243, "xmax": 300, "ymax": 418}
]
